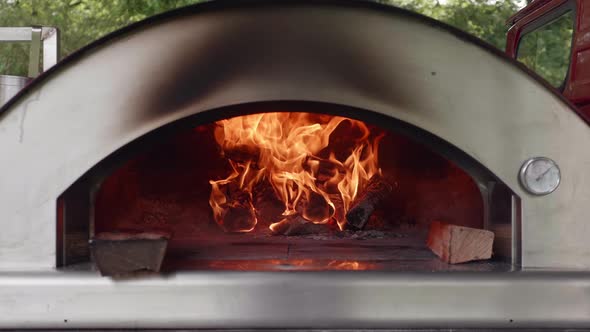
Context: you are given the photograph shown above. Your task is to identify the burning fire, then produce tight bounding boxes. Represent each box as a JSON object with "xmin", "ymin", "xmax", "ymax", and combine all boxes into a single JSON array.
[{"xmin": 209, "ymin": 112, "xmax": 382, "ymax": 232}]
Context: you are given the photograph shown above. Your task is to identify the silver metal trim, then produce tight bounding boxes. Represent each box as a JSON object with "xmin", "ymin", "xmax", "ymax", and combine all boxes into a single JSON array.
[
  {"xmin": 0, "ymin": 27, "xmax": 32, "ymax": 41},
  {"xmin": 27, "ymin": 27, "xmax": 42, "ymax": 78},
  {"xmin": 41, "ymin": 27, "xmax": 60, "ymax": 72},
  {"xmin": 0, "ymin": 75, "xmax": 30, "ymax": 86},
  {"xmin": 518, "ymin": 157, "xmax": 561, "ymax": 196},
  {"xmin": 0, "ymin": 26, "xmax": 60, "ymax": 77},
  {"xmin": 511, "ymin": 195, "xmax": 522, "ymax": 266},
  {"xmin": 0, "ymin": 75, "xmax": 30, "ymax": 109},
  {"xmin": 0, "ymin": 26, "xmax": 59, "ymax": 107},
  {"xmin": 0, "ymin": 271, "xmax": 589, "ymax": 329}
]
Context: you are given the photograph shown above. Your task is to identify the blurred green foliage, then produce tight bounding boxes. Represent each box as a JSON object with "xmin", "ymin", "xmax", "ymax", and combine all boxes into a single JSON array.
[
  {"xmin": 385, "ymin": 0, "xmax": 523, "ymax": 49},
  {"xmin": 517, "ymin": 11, "xmax": 574, "ymax": 88},
  {"xmin": 0, "ymin": 0, "xmax": 202, "ymax": 75},
  {"xmin": 1, "ymin": 0, "xmax": 524, "ymax": 76}
]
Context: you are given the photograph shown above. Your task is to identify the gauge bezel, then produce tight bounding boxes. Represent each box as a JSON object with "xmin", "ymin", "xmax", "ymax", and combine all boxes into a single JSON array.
[{"xmin": 519, "ymin": 157, "xmax": 561, "ymax": 196}]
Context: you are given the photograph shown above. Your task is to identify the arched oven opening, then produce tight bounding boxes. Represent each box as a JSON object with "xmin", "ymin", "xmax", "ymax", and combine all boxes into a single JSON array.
[{"xmin": 57, "ymin": 102, "xmax": 519, "ymax": 273}]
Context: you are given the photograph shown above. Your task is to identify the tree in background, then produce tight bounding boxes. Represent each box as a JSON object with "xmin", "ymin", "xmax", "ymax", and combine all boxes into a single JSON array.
[
  {"xmin": 0, "ymin": 0, "xmax": 524, "ymax": 76},
  {"xmin": 0, "ymin": 0, "xmax": 202, "ymax": 75},
  {"xmin": 386, "ymin": 0, "xmax": 524, "ymax": 49},
  {"xmin": 432, "ymin": 0, "xmax": 522, "ymax": 50}
]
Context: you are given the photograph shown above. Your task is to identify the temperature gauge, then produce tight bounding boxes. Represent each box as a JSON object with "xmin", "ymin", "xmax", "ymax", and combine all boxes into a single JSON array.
[{"xmin": 519, "ymin": 157, "xmax": 561, "ymax": 196}]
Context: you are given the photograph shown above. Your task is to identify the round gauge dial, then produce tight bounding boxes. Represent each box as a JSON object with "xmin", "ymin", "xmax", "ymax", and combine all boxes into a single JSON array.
[{"xmin": 519, "ymin": 157, "xmax": 561, "ymax": 196}]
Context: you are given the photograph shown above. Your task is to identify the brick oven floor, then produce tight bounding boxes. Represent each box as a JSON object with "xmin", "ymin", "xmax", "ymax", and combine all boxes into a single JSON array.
[
  {"xmin": 67, "ymin": 229, "xmax": 512, "ymax": 273},
  {"xmin": 160, "ymin": 229, "xmax": 513, "ymax": 272}
]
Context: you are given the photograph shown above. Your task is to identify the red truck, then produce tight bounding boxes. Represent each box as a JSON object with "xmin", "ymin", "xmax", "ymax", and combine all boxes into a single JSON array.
[{"xmin": 507, "ymin": 0, "xmax": 590, "ymax": 122}]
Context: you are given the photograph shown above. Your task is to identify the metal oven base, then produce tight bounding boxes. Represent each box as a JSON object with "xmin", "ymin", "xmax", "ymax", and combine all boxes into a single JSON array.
[{"xmin": 0, "ymin": 271, "xmax": 589, "ymax": 329}]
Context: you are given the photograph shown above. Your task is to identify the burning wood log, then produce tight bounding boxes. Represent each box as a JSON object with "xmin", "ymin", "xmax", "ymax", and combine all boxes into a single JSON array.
[
  {"xmin": 253, "ymin": 180, "xmax": 284, "ymax": 227},
  {"xmin": 270, "ymin": 215, "xmax": 330, "ymax": 236},
  {"xmin": 299, "ymin": 191, "xmax": 332, "ymax": 224},
  {"xmin": 210, "ymin": 180, "xmax": 257, "ymax": 233},
  {"xmin": 426, "ymin": 221, "xmax": 494, "ymax": 264},
  {"xmin": 221, "ymin": 144, "xmax": 260, "ymax": 165},
  {"xmin": 345, "ymin": 174, "xmax": 393, "ymax": 230},
  {"xmin": 329, "ymin": 193, "xmax": 345, "ymax": 226},
  {"xmin": 306, "ymin": 155, "xmax": 346, "ymax": 184},
  {"xmin": 220, "ymin": 202, "xmax": 257, "ymax": 232}
]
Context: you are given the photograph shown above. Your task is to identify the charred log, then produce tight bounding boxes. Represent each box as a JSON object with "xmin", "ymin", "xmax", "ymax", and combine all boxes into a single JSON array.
[
  {"xmin": 220, "ymin": 202, "xmax": 257, "ymax": 232},
  {"xmin": 299, "ymin": 191, "xmax": 332, "ymax": 224},
  {"xmin": 270, "ymin": 215, "xmax": 330, "ymax": 236},
  {"xmin": 222, "ymin": 144, "xmax": 260, "ymax": 165},
  {"xmin": 306, "ymin": 156, "xmax": 346, "ymax": 185},
  {"xmin": 253, "ymin": 180, "xmax": 284, "ymax": 227},
  {"xmin": 345, "ymin": 174, "xmax": 393, "ymax": 230},
  {"xmin": 329, "ymin": 193, "xmax": 344, "ymax": 225},
  {"xmin": 216, "ymin": 183, "xmax": 257, "ymax": 232}
]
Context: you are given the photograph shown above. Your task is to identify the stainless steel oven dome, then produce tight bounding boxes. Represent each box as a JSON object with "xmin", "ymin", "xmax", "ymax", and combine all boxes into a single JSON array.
[{"xmin": 0, "ymin": 0, "xmax": 589, "ymax": 329}]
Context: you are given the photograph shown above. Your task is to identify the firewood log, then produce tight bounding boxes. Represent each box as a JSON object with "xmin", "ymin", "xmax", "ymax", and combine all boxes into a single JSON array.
[
  {"xmin": 216, "ymin": 184, "xmax": 257, "ymax": 232},
  {"xmin": 253, "ymin": 180, "xmax": 284, "ymax": 227},
  {"xmin": 307, "ymin": 156, "xmax": 345, "ymax": 184},
  {"xmin": 222, "ymin": 144, "xmax": 260, "ymax": 164},
  {"xmin": 329, "ymin": 193, "xmax": 344, "ymax": 225},
  {"xmin": 90, "ymin": 232, "xmax": 170, "ymax": 277},
  {"xmin": 270, "ymin": 215, "xmax": 329, "ymax": 236},
  {"xmin": 220, "ymin": 202, "xmax": 257, "ymax": 232},
  {"xmin": 426, "ymin": 221, "xmax": 494, "ymax": 264},
  {"xmin": 299, "ymin": 191, "xmax": 332, "ymax": 223},
  {"xmin": 345, "ymin": 174, "xmax": 393, "ymax": 230}
]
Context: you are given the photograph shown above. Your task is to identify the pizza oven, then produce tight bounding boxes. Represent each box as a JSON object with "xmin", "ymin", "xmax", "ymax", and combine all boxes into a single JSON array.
[{"xmin": 1, "ymin": 0, "xmax": 590, "ymax": 329}]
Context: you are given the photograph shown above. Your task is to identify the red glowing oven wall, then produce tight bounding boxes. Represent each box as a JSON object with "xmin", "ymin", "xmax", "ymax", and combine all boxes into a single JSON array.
[{"xmin": 93, "ymin": 107, "xmax": 483, "ymax": 253}]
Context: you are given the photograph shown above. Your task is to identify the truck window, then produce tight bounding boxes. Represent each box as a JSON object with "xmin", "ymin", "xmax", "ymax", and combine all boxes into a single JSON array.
[{"xmin": 517, "ymin": 11, "xmax": 574, "ymax": 89}]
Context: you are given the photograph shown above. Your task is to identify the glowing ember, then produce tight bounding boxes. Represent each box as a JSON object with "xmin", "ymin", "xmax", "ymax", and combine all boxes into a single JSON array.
[
  {"xmin": 187, "ymin": 259, "xmax": 376, "ymax": 271},
  {"xmin": 209, "ymin": 112, "xmax": 382, "ymax": 232}
]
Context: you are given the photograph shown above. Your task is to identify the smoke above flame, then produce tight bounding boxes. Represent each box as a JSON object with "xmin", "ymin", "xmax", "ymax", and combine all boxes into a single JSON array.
[{"xmin": 209, "ymin": 112, "xmax": 382, "ymax": 232}]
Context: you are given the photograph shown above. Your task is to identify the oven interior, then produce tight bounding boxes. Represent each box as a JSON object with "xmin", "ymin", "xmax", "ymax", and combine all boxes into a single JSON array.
[{"xmin": 57, "ymin": 103, "xmax": 518, "ymax": 273}]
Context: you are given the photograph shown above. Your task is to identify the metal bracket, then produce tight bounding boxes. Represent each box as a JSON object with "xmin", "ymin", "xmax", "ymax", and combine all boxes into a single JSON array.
[{"xmin": 0, "ymin": 26, "xmax": 60, "ymax": 77}]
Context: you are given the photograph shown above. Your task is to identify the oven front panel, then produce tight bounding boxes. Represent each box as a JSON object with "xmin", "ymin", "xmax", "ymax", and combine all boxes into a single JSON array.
[
  {"xmin": 0, "ymin": 271, "xmax": 589, "ymax": 329},
  {"xmin": 0, "ymin": 1, "xmax": 588, "ymax": 269}
]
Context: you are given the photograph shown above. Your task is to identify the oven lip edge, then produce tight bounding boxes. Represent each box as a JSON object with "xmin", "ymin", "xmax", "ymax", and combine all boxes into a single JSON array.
[{"xmin": 0, "ymin": 270, "xmax": 588, "ymax": 329}]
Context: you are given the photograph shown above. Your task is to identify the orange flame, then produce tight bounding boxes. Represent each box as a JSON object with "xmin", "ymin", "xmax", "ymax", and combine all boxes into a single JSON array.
[{"xmin": 209, "ymin": 112, "xmax": 381, "ymax": 232}]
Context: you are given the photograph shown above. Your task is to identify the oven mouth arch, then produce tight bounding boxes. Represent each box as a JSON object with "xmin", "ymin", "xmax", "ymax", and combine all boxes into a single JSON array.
[
  {"xmin": 57, "ymin": 100, "xmax": 520, "ymax": 269},
  {"xmin": 74, "ymin": 101, "xmax": 505, "ymax": 190}
]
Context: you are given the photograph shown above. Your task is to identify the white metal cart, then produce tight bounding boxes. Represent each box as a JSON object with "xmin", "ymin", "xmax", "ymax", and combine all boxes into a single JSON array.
[{"xmin": 0, "ymin": 27, "xmax": 59, "ymax": 107}]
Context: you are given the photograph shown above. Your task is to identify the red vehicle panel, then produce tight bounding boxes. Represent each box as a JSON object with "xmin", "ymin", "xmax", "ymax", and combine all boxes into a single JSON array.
[{"xmin": 507, "ymin": 0, "xmax": 590, "ymax": 121}]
